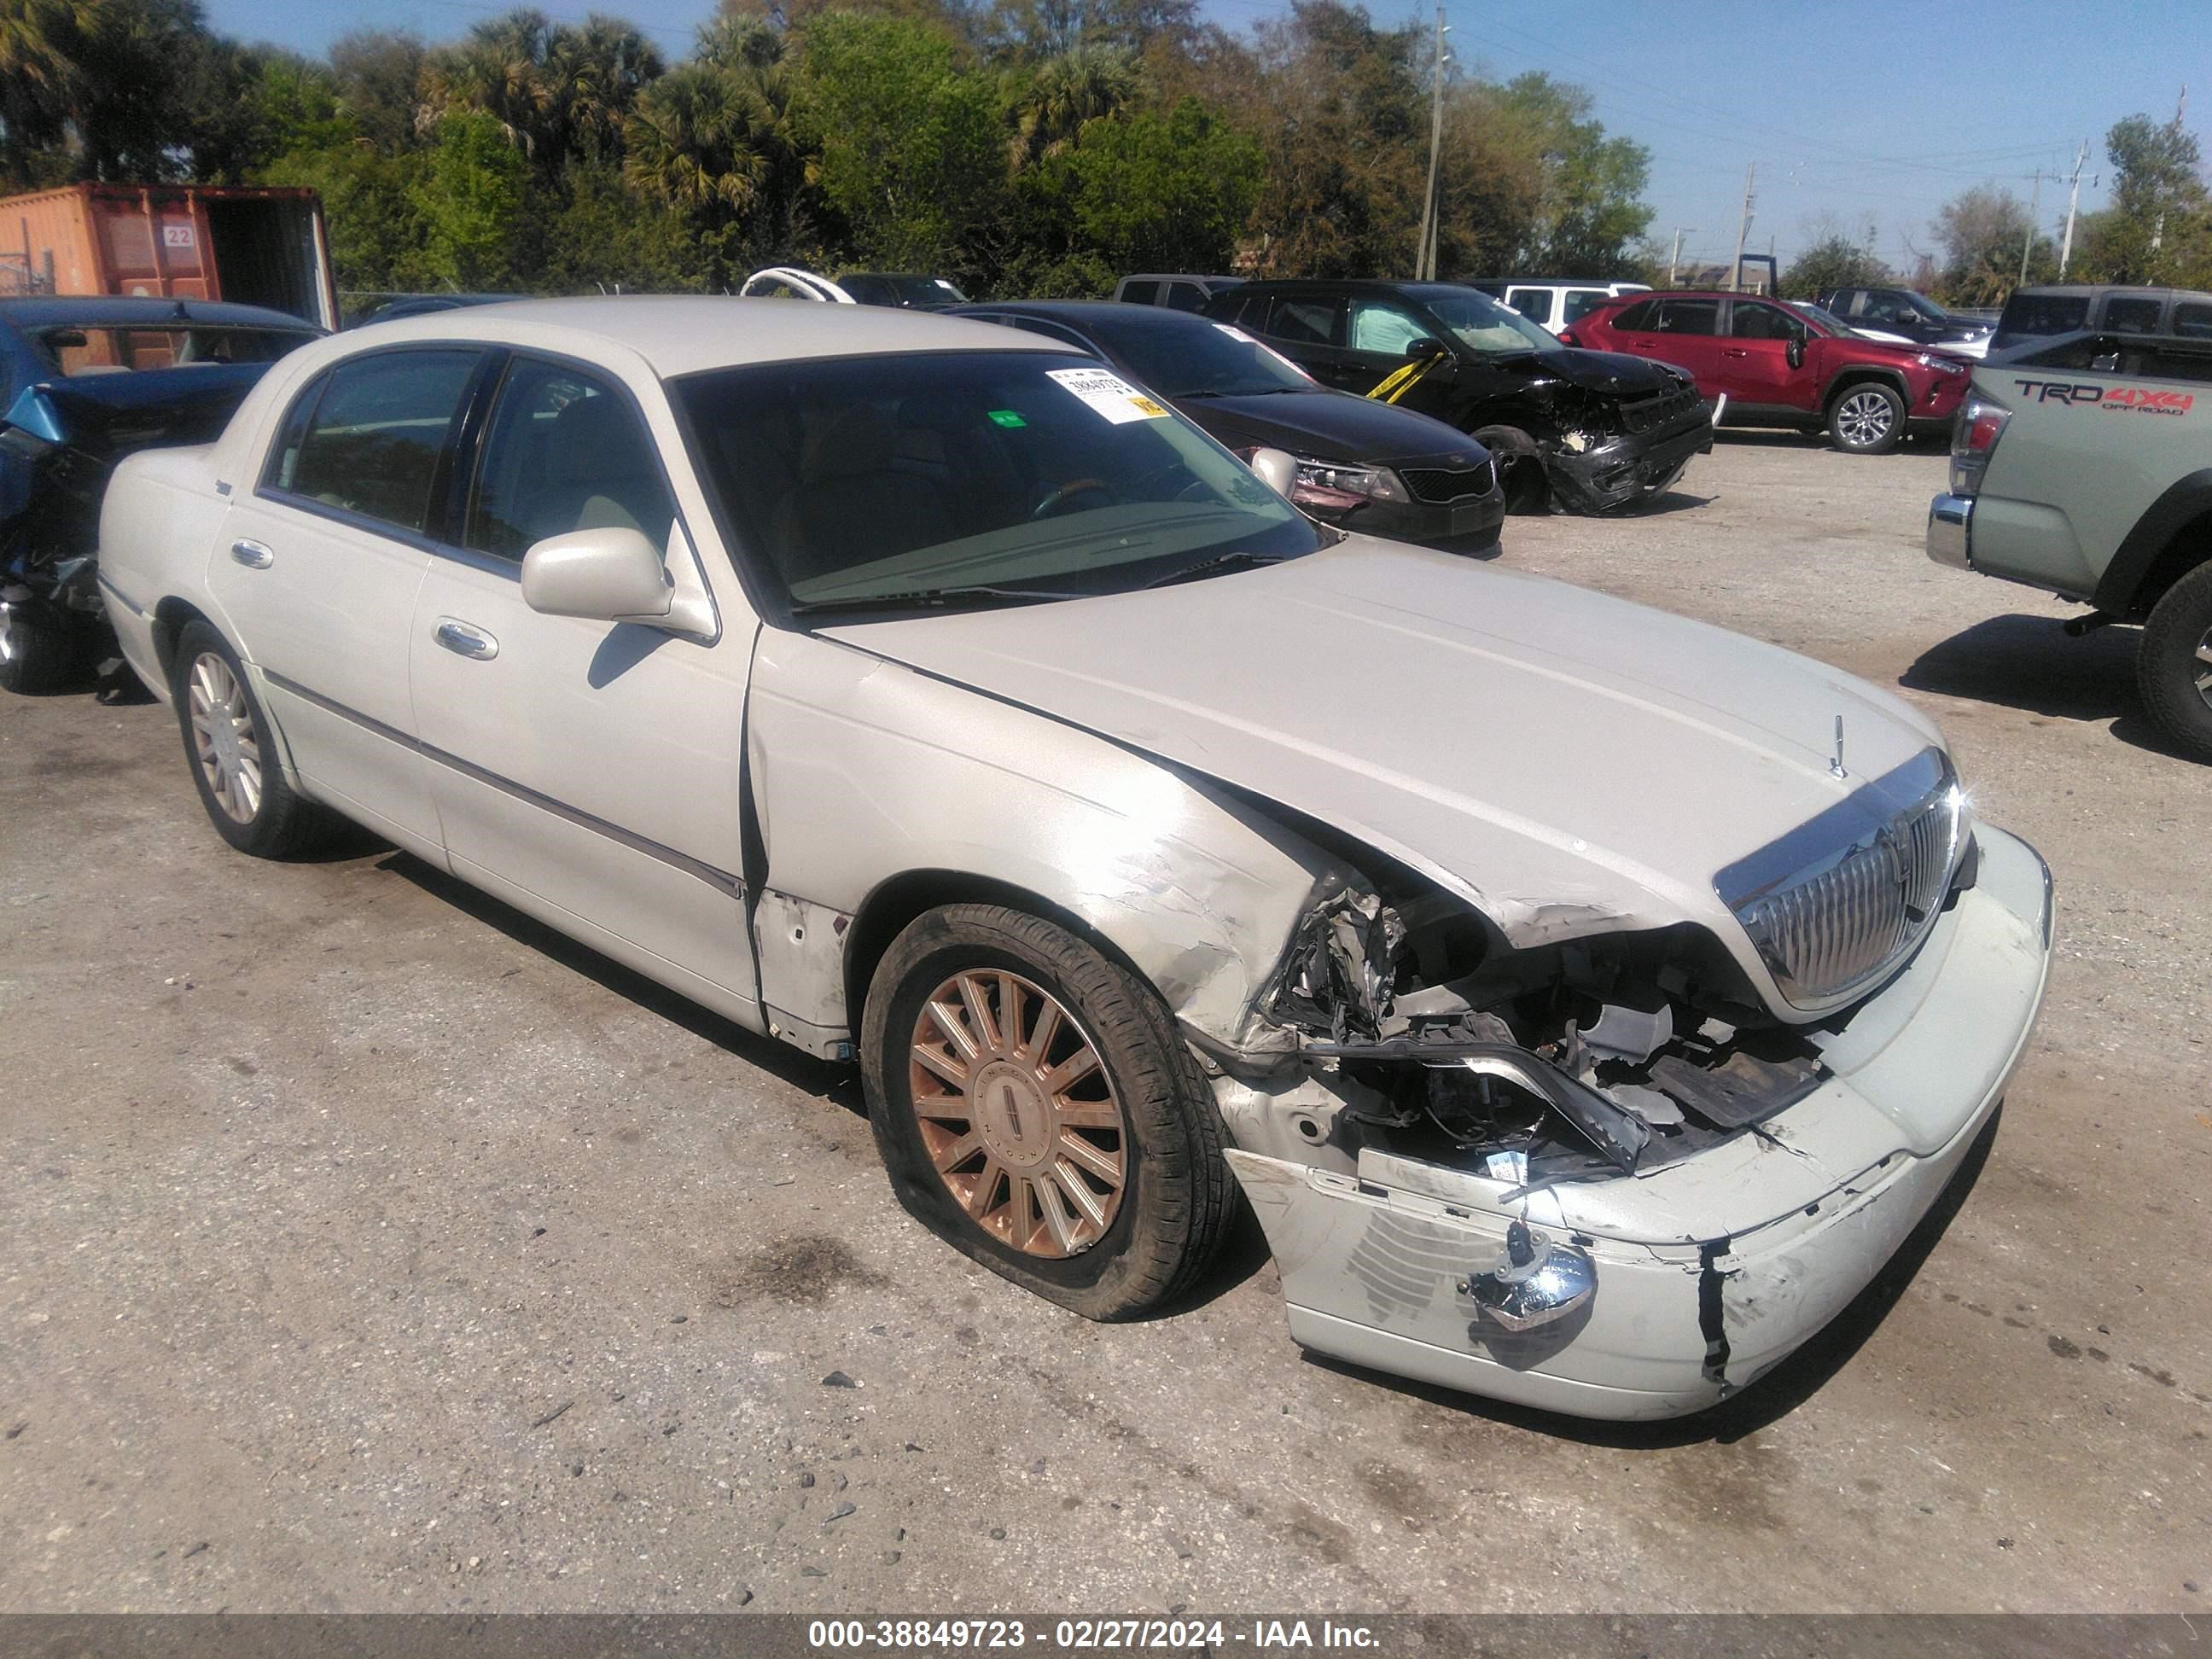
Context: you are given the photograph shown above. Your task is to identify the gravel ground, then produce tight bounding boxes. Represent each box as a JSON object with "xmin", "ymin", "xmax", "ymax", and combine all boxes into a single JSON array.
[{"xmin": 3, "ymin": 434, "xmax": 2208, "ymax": 1615}]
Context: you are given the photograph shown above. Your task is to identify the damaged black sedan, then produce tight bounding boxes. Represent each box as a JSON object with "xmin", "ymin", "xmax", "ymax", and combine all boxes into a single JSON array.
[{"xmin": 1203, "ymin": 279, "xmax": 1712, "ymax": 514}]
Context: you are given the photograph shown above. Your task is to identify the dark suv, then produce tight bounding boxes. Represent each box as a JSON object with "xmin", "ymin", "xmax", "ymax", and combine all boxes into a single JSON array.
[
  {"xmin": 1201, "ymin": 279, "xmax": 1711, "ymax": 514},
  {"xmin": 1815, "ymin": 286, "xmax": 1992, "ymax": 352},
  {"xmin": 1567, "ymin": 290, "xmax": 1971, "ymax": 454},
  {"xmin": 1988, "ymin": 285, "xmax": 2212, "ymax": 355}
]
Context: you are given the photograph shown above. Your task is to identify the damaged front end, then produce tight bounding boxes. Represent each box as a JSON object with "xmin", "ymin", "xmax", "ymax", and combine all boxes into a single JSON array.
[
  {"xmin": 1204, "ymin": 818, "xmax": 2052, "ymax": 1420},
  {"xmin": 1534, "ymin": 375, "xmax": 1715, "ymax": 515}
]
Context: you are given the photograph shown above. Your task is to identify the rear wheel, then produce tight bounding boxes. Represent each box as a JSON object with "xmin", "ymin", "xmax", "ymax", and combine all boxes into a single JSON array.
[
  {"xmin": 171, "ymin": 620, "xmax": 339, "ymax": 857},
  {"xmin": 1473, "ymin": 425, "xmax": 1547, "ymax": 513},
  {"xmin": 860, "ymin": 903, "xmax": 1235, "ymax": 1320},
  {"xmin": 1826, "ymin": 381, "xmax": 1905, "ymax": 454},
  {"xmin": 2136, "ymin": 562, "xmax": 2212, "ymax": 762}
]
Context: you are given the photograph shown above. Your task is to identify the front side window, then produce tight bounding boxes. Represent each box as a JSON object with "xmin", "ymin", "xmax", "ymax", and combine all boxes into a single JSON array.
[
  {"xmin": 1730, "ymin": 301, "xmax": 1802, "ymax": 341},
  {"xmin": 2173, "ymin": 301, "xmax": 2212, "ymax": 340},
  {"xmin": 1119, "ymin": 280, "xmax": 1160, "ymax": 306},
  {"xmin": 673, "ymin": 350, "xmax": 1318, "ymax": 614},
  {"xmin": 1348, "ymin": 300, "xmax": 1435, "ymax": 356},
  {"xmin": 467, "ymin": 358, "xmax": 675, "ymax": 561},
  {"xmin": 1164, "ymin": 282, "xmax": 1207, "ymax": 311},
  {"xmin": 270, "ymin": 348, "xmax": 481, "ymax": 534},
  {"xmin": 2103, "ymin": 296, "xmax": 2163, "ymax": 335},
  {"xmin": 1407, "ymin": 286, "xmax": 1559, "ymax": 352},
  {"xmin": 1505, "ymin": 288, "xmax": 1552, "ymax": 323},
  {"xmin": 1562, "ymin": 289, "xmax": 1612, "ymax": 323}
]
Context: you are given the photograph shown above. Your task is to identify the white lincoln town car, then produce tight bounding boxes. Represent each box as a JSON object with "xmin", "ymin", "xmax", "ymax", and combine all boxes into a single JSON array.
[{"xmin": 95, "ymin": 298, "xmax": 2052, "ymax": 1420}]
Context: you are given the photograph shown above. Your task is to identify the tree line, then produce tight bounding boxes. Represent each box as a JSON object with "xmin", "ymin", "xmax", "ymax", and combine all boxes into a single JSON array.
[
  {"xmin": 0, "ymin": 0, "xmax": 1657, "ymax": 306},
  {"xmin": 1783, "ymin": 112, "xmax": 2212, "ymax": 308}
]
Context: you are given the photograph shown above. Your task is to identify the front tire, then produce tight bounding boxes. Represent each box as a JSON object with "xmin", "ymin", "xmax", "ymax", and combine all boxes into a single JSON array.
[
  {"xmin": 1827, "ymin": 382, "xmax": 1906, "ymax": 454},
  {"xmin": 1472, "ymin": 425, "xmax": 1548, "ymax": 514},
  {"xmin": 171, "ymin": 620, "xmax": 338, "ymax": 857},
  {"xmin": 2137, "ymin": 562, "xmax": 2212, "ymax": 762},
  {"xmin": 860, "ymin": 903, "xmax": 1236, "ymax": 1320}
]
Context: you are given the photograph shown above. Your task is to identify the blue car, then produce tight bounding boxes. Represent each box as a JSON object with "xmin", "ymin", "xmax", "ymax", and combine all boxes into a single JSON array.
[{"xmin": 0, "ymin": 295, "xmax": 322, "ymax": 692}]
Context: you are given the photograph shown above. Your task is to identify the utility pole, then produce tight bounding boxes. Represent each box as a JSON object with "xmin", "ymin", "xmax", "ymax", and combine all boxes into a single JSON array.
[
  {"xmin": 2058, "ymin": 138, "xmax": 2089, "ymax": 279},
  {"xmin": 1727, "ymin": 165, "xmax": 1756, "ymax": 292},
  {"xmin": 1667, "ymin": 228, "xmax": 1696, "ymax": 287},
  {"xmin": 1415, "ymin": 5, "xmax": 1448, "ymax": 282},
  {"xmin": 2019, "ymin": 169, "xmax": 2042, "ymax": 285}
]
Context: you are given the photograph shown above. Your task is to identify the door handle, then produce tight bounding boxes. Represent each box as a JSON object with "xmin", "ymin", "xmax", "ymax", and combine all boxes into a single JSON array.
[
  {"xmin": 230, "ymin": 539, "xmax": 273, "ymax": 569},
  {"xmin": 434, "ymin": 617, "xmax": 499, "ymax": 661},
  {"xmin": 1722, "ymin": 347, "xmax": 1749, "ymax": 358}
]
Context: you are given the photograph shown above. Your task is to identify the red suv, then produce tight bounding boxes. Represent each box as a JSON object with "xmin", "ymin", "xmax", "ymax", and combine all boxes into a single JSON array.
[{"xmin": 1563, "ymin": 290, "xmax": 1970, "ymax": 454}]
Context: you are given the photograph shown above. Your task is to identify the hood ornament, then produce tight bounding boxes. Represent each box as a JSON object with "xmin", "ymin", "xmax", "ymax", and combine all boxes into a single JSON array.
[{"xmin": 1829, "ymin": 713, "xmax": 1848, "ymax": 780}]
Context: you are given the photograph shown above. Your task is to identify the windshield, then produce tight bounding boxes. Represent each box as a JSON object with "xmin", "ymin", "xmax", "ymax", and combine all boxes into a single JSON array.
[
  {"xmin": 1406, "ymin": 286, "xmax": 1559, "ymax": 353},
  {"xmin": 1902, "ymin": 292, "xmax": 1951, "ymax": 323},
  {"xmin": 675, "ymin": 350, "xmax": 1319, "ymax": 614},
  {"xmin": 34, "ymin": 324, "xmax": 317, "ymax": 375},
  {"xmin": 1083, "ymin": 317, "xmax": 1311, "ymax": 399},
  {"xmin": 839, "ymin": 274, "xmax": 969, "ymax": 306}
]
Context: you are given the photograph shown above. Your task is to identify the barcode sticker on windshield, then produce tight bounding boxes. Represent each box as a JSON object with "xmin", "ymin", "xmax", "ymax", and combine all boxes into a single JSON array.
[{"xmin": 1046, "ymin": 366, "xmax": 1170, "ymax": 423}]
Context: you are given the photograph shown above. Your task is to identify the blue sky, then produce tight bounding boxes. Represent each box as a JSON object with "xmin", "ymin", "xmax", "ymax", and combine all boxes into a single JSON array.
[{"xmin": 202, "ymin": 0, "xmax": 2194, "ymax": 272}]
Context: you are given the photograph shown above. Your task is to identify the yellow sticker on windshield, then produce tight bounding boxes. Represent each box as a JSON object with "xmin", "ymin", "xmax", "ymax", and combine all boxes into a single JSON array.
[{"xmin": 1045, "ymin": 366, "xmax": 1171, "ymax": 423}]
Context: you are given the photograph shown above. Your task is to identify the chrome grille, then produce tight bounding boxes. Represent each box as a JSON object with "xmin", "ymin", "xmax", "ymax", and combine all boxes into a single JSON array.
[
  {"xmin": 1716, "ymin": 752, "xmax": 1966, "ymax": 1010},
  {"xmin": 1401, "ymin": 462, "xmax": 1495, "ymax": 504}
]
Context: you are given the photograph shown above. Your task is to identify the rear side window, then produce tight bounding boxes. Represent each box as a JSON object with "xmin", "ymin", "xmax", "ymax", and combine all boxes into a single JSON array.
[
  {"xmin": 1562, "ymin": 290, "xmax": 1612, "ymax": 323},
  {"xmin": 269, "ymin": 348, "xmax": 481, "ymax": 534},
  {"xmin": 466, "ymin": 358, "xmax": 675, "ymax": 562},
  {"xmin": 1997, "ymin": 293, "xmax": 2090, "ymax": 341},
  {"xmin": 2101, "ymin": 296, "xmax": 2163, "ymax": 334},
  {"xmin": 1118, "ymin": 280, "xmax": 1160, "ymax": 306},
  {"xmin": 1609, "ymin": 299, "xmax": 1656, "ymax": 330},
  {"xmin": 1266, "ymin": 296, "xmax": 1341, "ymax": 346},
  {"xmin": 1654, "ymin": 298, "xmax": 1720, "ymax": 335}
]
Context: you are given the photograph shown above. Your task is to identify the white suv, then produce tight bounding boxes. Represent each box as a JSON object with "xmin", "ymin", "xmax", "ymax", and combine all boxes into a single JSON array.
[{"xmin": 1471, "ymin": 279, "xmax": 1651, "ymax": 335}]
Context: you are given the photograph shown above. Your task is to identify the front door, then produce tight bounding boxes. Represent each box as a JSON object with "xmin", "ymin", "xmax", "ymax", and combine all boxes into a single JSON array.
[
  {"xmin": 405, "ymin": 352, "xmax": 759, "ymax": 1019},
  {"xmin": 1257, "ymin": 293, "xmax": 1358, "ymax": 389},
  {"xmin": 206, "ymin": 345, "xmax": 486, "ymax": 852},
  {"xmin": 1718, "ymin": 298, "xmax": 1813, "ymax": 414}
]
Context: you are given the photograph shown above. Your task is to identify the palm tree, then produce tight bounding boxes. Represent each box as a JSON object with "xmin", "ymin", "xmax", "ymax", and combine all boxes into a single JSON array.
[
  {"xmin": 1005, "ymin": 45, "xmax": 1138, "ymax": 173},
  {"xmin": 545, "ymin": 15, "xmax": 663, "ymax": 165},
  {"xmin": 0, "ymin": 0, "xmax": 102, "ymax": 189},
  {"xmin": 416, "ymin": 9, "xmax": 557, "ymax": 160},
  {"xmin": 622, "ymin": 61, "xmax": 776, "ymax": 217}
]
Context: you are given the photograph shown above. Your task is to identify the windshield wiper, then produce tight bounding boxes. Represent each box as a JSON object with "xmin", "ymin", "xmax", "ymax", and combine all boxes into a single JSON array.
[
  {"xmin": 792, "ymin": 583, "xmax": 1087, "ymax": 614},
  {"xmin": 1140, "ymin": 550, "xmax": 1290, "ymax": 589}
]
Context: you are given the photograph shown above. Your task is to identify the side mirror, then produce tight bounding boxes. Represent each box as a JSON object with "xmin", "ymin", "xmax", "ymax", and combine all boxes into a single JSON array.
[
  {"xmin": 1786, "ymin": 337, "xmax": 1805, "ymax": 370},
  {"xmin": 521, "ymin": 527, "xmax": 672, "ymax": 624},
  {"xmin": 1246, "ymin": 446, "xmax": 1300, "ymax": 498},
  {"xmin": 1406, "ymin": 336, "xmax": 1449, "ymax": 361}
]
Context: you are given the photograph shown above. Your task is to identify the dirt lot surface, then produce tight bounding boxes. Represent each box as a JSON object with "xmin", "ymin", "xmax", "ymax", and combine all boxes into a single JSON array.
[{"xmin": 5, "ymin": 435, "xmax": 2209, "ymax": 1615}]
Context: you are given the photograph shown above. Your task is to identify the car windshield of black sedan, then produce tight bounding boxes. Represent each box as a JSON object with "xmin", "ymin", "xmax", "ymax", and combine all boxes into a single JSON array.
[
  {"xmin": 675, "ymin": 351, "xmax": 1318, "ymax": 612},
  {"xmin": 1409, "ymin": 286, "xmax": 1561, "ymax": 354},
  {"xmin": 1083, "ymin": 317, "xmax": 1313, "ymax": 400}
]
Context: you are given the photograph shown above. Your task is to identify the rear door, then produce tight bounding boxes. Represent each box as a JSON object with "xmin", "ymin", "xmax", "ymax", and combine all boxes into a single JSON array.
[
  {"xmin": 1630, "ymin": 296, "xmax": 1726, "ymax": 390},
  {"xmin": 208, "ymin": 344, "xmax": 486, "ymax": 852},
  {"xmin": 1254, "ymin": 292, "xmax": 1356, "ymax": 387},
  {"xmin": 405, "ymin": 350, "xmax": 759, "ymax": 1019}
]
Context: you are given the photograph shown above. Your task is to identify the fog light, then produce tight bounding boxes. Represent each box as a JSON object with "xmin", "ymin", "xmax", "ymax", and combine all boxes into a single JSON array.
[{"xmin": 1459, "ymin": 1220, "xmax": 1597, "ymax": 1331}]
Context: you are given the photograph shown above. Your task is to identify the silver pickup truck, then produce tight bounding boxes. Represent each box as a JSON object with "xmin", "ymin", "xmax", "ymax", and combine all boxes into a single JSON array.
[{"xmin": 1927, "ymin": 329, "xmax": 2212, "ymax": 759}]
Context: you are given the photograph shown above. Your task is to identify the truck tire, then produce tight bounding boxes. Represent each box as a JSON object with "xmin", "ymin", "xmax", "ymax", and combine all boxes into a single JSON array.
[
  {"xmin": 0, "ymin": 602, "xmax": 83, "ymax": 694},
  {"xmin": 1472, "ymin": 425, "xmax": 1548, "ymax": 513},
  {"xmin": 860, "ymin": 902, "xmax": 1237, "ymax": 1320},
  {"xmin": 1826, "ymin": 381, "xmax": 1906, "ymax": 454},
  {"xmin": 2136, "ymin": 561, "xmax": 2212, "ymax": 762}
]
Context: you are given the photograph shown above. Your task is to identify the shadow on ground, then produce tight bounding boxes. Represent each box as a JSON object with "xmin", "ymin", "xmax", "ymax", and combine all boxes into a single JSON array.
[{"xmin": 1304, "ymin": 1104, "xmax": 2004, "ymax": 1449}]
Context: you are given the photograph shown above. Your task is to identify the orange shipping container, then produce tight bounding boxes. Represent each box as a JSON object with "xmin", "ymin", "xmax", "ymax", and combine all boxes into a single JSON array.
[{"xmin": 0, "ymin": 182, "xmax": 337, "ymax": 330}]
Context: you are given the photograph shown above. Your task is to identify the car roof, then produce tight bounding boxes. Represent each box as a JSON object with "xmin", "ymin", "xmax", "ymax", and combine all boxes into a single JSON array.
[
  {"xmin": 0, "ymin": 295, "xmax": 321, "ymax": 330},
  {"xmin": 317, "ymin": 294, "xmax": 1061, "ymax": 376},
  {"xmin": 958, "ymin": 300, "xmax": 1211, "ymax": 331},
  {"xmin": 2005, "ymin": 284, "xmax": 2212, "ymax": 300}
]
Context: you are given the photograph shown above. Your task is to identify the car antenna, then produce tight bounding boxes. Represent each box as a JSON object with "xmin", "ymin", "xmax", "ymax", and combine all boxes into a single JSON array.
[{"xmin": 1829, "ymin": 714, "xmax": 1848, "ymax": 780}]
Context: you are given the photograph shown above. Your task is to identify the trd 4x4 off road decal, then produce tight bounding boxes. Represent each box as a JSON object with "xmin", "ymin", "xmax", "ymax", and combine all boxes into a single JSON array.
[{"xmin": 2011, "ymin": 379, "xmax": 2195, "ymax": 415}]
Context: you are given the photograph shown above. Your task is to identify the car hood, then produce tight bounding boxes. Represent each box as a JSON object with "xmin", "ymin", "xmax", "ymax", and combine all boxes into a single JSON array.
[
  {"xmin": 1499, "ymin": 346, "xmax": 1686, "ymax": 398},
  {"xmin": 819, "ymin": 537, "xmax": 1944, "ymax": 984},
  {"xmin": 1177, "ymin": 391, "xmax": 1486, "ymax": 466}
]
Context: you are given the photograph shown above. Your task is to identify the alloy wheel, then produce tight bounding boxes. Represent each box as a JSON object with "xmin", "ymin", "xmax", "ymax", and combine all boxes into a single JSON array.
[
  {"xmin": 188, "ymin": 651, "xmax": 262, "ymax": 824},
  {"xmin": 2195, "ymin": 629, "xmax": 2212, "ymax": 713},
  {"xmin": 907, "ymin": 969, "xmax": 1127, "ymax": 1258},
  {"xmin": 1836, "ymin": 390, "xmax": 1895, "ymax": 448}
]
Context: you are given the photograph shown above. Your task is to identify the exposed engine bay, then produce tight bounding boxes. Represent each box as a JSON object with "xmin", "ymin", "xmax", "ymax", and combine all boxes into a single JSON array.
[{"xmin": 1227, "ymin": 848, "xmax": 1835, "ymax": 1194}]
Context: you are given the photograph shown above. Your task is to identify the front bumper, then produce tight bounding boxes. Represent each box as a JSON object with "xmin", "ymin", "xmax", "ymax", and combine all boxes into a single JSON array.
[
  {"xmin": 1927, "ymin": 492, "xmax": 1974, "ymax": 569},
  {"xmin": 1315, "ymin": 487, "xmax": 1505, "ymax": 555},
  {"xmin": 1545, "ymin": 407, "xmax": 1714, "ymax": 515},
  {"xmin": 1227, "ymin": 823, "xmax": 2052, "ymax": 1421}
]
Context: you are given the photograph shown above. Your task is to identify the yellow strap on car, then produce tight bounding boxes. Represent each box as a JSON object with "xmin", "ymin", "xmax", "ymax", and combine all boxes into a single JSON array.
[{"xmin": 1369, "ymin": 358, "xmax": 1440, "ymax": 405}]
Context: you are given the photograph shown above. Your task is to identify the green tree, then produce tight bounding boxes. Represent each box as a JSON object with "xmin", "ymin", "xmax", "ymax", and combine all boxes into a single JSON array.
[
  {"xmin": 1931, "ymin": 184, "xmax": 2051, "ymax": 306},
  {"xmin": 329, "ymin": 28, "xmax": 426, "ymax": 154},
  {"xmin": 411, "ymin": 108, "xmax": 526, "ymax": 288},
  {"xmin": 1493, "ymin": 73, "xmax": 1650, "ymax": 276},
  {"xmin": 1064, "ymin": 97, "xmax": 1256, "ymax": 271},
  {"xmin": 261, "ymin": 137, "xmax": 435, "ymax": 294},
  {"xmin": 1004, "ymin": 44, "xmax": 1138, "ymax": 172},
  {"xmin": 0, "ymin": 0, "xmax": 102, "ymax": 187},
  {"xmin": 2075, "ymin": 112, "xmax": 2209, "ymax": 286},
  {"xmin": 1784, "ymin": 233, "xmax": 1888, "ymax": 300},
  {"xmin": 524, "ymin": 159, "xmax": 710, "ymax": 292}
]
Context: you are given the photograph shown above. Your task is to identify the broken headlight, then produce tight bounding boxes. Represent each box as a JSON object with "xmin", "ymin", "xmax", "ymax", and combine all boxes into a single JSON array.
[{"xmin": 1288, "ymin": 456, "xmax": 1410, "ymax": 509}]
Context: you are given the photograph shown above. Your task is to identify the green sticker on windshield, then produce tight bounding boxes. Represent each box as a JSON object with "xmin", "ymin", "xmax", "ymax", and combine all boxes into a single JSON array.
[{"xmin": 988, "ymin": 408, "xmax": 1027, "ymax": 428}]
